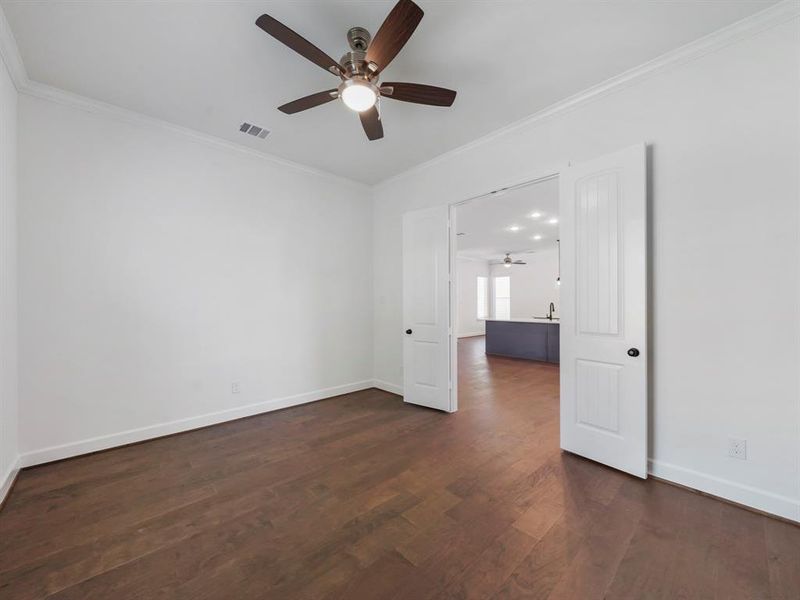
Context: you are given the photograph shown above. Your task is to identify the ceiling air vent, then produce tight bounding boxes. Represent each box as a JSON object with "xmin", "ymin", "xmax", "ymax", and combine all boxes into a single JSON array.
[{"xmin": 239, "ymin": 122, "xmax": 270, "ymax": 139}]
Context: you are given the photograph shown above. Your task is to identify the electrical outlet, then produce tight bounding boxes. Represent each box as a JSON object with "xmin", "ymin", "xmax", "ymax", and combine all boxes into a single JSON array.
[
  {"xmin": 728, "ymin": 438, "xmax": 747, "ymax": 460},
  {"xmin": 231, "ymin": 382, "xmax": 241, "ymax": 394}
]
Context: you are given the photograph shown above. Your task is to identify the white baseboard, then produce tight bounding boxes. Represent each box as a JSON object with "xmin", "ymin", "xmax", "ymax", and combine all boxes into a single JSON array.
[
  {"xmin": 372, "ymin": 379, "xmax": 403, "ymax": 396},
  {"xmin": 648, "ymin": 459, "xmax": 800, "ymax": 523},
  {"xmin": 457, "ymin": 332, "xmax": 485, "ymax": 339},
  {"xmin": 18, "ymin": 380, "xmax": 376, "ymax": 468},
  {"xmin": 0, "ymin": 456, "xmax": 21, "ymax": 506}
]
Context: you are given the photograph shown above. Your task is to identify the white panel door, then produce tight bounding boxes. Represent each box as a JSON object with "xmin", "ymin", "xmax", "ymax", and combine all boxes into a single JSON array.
[
  {"xmin": 560, "ymin": 144, "xmax": 648, "ymax": 478},
  {"xmin": 402, "ymin": 205, "xmax": 452, "ymax": 412}
]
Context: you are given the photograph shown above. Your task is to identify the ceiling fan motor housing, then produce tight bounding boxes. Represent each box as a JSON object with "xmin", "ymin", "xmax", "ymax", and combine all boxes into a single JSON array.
[
  {"xmin": 340, "ymin": 50, "xmax": 370, "ymax": 78},
  {"xmin": 347, "ymin": 27, "xmax": 371, "ymax": 51},
  {"xmin": 342, "ymin": 28, "xmax": 374, "ymax": 78}
]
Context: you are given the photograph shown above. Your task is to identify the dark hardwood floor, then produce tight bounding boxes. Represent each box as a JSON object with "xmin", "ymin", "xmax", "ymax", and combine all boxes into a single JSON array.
[{"xmin": 1, "ymin": 336, "xmax": 798, "ymax": 599}]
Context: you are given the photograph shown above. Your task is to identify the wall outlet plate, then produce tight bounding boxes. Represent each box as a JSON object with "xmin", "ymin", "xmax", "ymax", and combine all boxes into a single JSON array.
[
  {"xmin": 728, "ymin": 438, "xmax": 747, "ymax": 460},
  {"xmin": 231, "ymin": 382, "xmax": 241, "ymax": 394}
]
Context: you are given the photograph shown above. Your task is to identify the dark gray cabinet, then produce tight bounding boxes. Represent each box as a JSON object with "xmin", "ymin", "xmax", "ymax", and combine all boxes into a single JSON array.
[
  {"xmin": 546, "ymin": 323, "xmax": 560, "ymax": 363},
  {"xmin": 485, "ymin": 320, "xmax": 559, "ymax": 364}
]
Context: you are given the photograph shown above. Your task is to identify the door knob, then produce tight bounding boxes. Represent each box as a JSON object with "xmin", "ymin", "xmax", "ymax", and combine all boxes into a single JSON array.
[
  {"xmin": 627, "ymin": 348, "xmax": 640, "ymax": 357},
  {"xmin": 405, "ymin": 329, "xmax": 413, "ymax": 335}
]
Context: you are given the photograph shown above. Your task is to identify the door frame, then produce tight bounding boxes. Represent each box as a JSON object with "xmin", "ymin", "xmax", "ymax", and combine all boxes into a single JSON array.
[{"xmin": 447, "ymin": 165, "xmax": 565, "ymax": 412}]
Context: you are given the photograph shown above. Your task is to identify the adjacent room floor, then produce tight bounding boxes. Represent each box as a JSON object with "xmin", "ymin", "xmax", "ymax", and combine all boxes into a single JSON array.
[{"xmin": 1, "ymin": 336, "xmax": 798, "ymax": 599}]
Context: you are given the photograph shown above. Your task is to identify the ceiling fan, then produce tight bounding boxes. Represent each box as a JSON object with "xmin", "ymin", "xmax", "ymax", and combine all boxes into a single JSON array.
[
  {"xmin": 498, "ymin": 253, "xmax": 528, "ymax": 268},
  {"xmin": 255, "ymin": 0, "xmax": 457, "ymax": 141}
]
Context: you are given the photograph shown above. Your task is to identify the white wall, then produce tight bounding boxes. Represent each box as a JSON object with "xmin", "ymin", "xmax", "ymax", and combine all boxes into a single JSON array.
[
  {"xmin": 489, "ymin": 247, "xmax": 560, "ymax": 319},
  {"xmin": 17, "ymin": 94, "xmax": 374, "ymax": 464},
  {"xmin": 373, "ymin": 18, "xmax": 800, "ymax": 521},
  {"xmin": 0, "ymin": 50, "xmax": 18, "ymax": 498},
  {"xmin": 456, "ymin": 257, "xmax": 489, "ymax": 337}
]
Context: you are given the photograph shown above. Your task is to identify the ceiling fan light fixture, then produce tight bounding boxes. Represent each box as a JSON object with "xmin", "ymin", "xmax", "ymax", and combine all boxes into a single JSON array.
[{"xmin": 339, "ymin": 80, "xmax": 379, "ymax": 112}]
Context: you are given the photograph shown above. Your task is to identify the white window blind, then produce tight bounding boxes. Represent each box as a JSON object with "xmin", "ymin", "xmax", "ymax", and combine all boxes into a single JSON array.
[
  {"xmin": 476, "ymin": 276, "xmax": 488, "ymax": 319},
  {"xmin": 494, "ymin": 276, "xmax": 511, "ymax": 320}
]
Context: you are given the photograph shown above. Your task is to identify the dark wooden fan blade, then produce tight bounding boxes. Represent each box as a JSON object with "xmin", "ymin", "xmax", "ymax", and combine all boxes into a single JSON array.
[
  {"xmin": 381, "ymin": 82, "xmax": 456, "ymax": 106},
  {"xmin": 359, "ymin": 106, "xmax": 384, "ymax": 141},
  {"xmin": 256, "ymin": 14, "xmax": 342, "ymax": 75},
  {"xmin": 365, "ymin": 0, "xmax": 423, "ymax": 73},
  {"xmin": 278, "ymin": 90, "xmax": 338, "ymax": 114}
]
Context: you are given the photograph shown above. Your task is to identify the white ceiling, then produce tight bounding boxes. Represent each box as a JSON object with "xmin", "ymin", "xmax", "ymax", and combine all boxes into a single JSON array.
[
  {"xmin": 457, "ymin": 177, "xmax": 559, "ymax": 261},
  {"xmin": 2, "ymin": 0, "xmax": 776, "ymax": 184}
]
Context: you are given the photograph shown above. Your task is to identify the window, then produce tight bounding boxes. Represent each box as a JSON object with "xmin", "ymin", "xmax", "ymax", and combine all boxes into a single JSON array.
[
  {"xmin": 476, "ymin": 276, "xmax": 488, "ymax": 320},
  {"xmin": 494, "ymin": 276, "xmax": 511, "ymax": 320}
]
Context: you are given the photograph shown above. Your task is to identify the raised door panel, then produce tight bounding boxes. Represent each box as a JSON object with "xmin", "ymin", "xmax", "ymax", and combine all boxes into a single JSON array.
[{"xmin": 576, "ymin": 171, "xmax": 621, "ymax": 337}]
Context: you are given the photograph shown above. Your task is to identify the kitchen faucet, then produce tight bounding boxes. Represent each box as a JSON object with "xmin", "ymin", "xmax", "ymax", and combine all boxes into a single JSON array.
[{"xmin": 547, "ymin": 302, "xmax": 555, "ymax": 320}]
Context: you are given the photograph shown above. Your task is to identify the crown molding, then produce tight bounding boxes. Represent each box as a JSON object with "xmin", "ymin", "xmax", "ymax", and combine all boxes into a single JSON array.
[
  {"xmin": 0, "ymin": 5, "xmax": 368, "ymax": 191},
  {"xmin": 18, "ymin": 80, "xmax": 370, "ymax": 191},
  {"xmin": 374, "ymin": 0, "xmax": 800, "ymax": 190},
  {"xmin": 1, "ymin": 1, "xmax": 797, "ymax": 190},
  {"xmin": 0, "ymin": 2, "xmax": 27, "ymax": 89},
  {"xmin": 456, "ymin": 254, "xmax": 492, "ymax": 264}
]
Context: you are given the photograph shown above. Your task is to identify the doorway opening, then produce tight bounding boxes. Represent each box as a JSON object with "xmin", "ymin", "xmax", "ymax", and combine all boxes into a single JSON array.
[
  {"xmin": 452, "ymin": 176, "xmax": 561, "ymax": 427},
  {"xmin": 402, "ymin": 145, "xmax": 647, "ymax": 477}
]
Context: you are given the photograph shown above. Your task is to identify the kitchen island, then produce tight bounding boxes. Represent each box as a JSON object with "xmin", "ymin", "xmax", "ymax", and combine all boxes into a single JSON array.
[{"xmin": 485, "ymin": 318, "xmax": 559, "ymax": 363}]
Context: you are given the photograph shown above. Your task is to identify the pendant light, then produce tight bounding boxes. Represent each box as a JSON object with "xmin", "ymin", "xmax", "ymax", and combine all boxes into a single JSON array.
[{"xmin": 556, "ymin": 239, "xmax": 561, "ymax": 286}]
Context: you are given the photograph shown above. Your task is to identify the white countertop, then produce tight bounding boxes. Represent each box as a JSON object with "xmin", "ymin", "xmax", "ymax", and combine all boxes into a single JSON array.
[{"xmin": 485, "ymin": 318, "xmax": 559, "ymax": 324}]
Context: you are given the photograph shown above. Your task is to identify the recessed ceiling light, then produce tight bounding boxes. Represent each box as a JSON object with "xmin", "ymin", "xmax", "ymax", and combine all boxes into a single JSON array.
[
  {"xmin": 508, "ymin": 225, "xmax": 521, "ymax": 232},
  {"xmin": 548, "ymin": 218, "xmax": 559, "ymax": 225},
  {"xmin": 529, "ymin": 212, "xmax": 542, "ymax": 219},
  {"xmin": 532, "ymin": 234, "xmax": 542, "ymax": 240}
]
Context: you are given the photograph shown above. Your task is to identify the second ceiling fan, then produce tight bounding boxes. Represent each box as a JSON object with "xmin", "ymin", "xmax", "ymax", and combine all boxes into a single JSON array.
[
  {"xmin": 499, "ymin": 253, "xmax": 528, "ymax": 268},
  {"xmin": 255, "ymin": 0, "xmax": 457, "ymax": 141}
]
